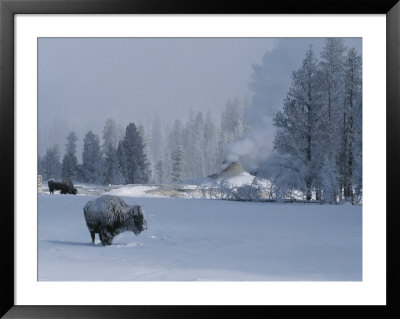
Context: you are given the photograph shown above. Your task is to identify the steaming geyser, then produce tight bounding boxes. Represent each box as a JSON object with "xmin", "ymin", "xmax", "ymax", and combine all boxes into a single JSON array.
[
  {"xmin": 220, "ymin": 161, "xmax": 245, "ymax": 177},
  {"xmin": 208, "ymin": 161, "xmax": 246, "ymax": 179}
]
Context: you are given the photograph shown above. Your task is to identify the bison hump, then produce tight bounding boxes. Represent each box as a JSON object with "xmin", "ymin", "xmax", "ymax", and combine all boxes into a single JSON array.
[{"xmin": 84, "ymin": 195, "xmax": 129, "ymax": 220}]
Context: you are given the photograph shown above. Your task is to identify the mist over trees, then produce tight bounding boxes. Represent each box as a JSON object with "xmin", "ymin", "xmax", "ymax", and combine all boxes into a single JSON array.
[
  {"xmin": 150, "ymin": 100, "xmax": 247, "ymax": 183},
  {"xmin": 38, "ymin": 99, "xmax": 247, "ymax": 185},
  {"xmin": 38, "ymin": 38, "xmax": 362, "ymax": 204}
]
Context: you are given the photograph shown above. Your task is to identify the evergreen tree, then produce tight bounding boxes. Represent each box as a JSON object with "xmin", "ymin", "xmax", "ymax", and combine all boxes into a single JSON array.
[
  {"xmin": 138, "ymin": 124, "xmax": 152, "ymax": 182},
  {"xmin": 61, "ymin": 132, "xmax": 78, "ymax": 179},
  {"xmin": 193, "ymin": 111, "xmax": 205, "ymax": 177},
  {"xmin": 155, "ymin": 160, "xmax": 164, "ymax": 184},
  {"xmin": 221, "ymin": 98, "xmax": 245, "ymax": 144},
  {"xmin": 119, "ymin": 123, "xmax": 151, "ymax": 184},
  {"xmin": 38, "ymin": 155, "xmax": 43, "ymax": 176},
  {"xmin": 103, "ymin": 143, "xmax": 122, "ymax": 185},
  {"xmin": 150, "ymin": 114, "xmax": 163, "ymax": 164},
  {"xmin": 117, "ymin": 140, "xmax": 127, "ymax": 181},
  {"xmin": 81, "ymin": 131, "xmax": 103, "ymax": 184},
  {"xmin": 339, "ymin": 48, "xmax": 362, "ymax": 203},
  {"xmin": 183, "ymin": 110, "xmax": 197, "ymax": 179},
  {"xmin": 171, "ymin": 145, "xmax": 184, "ymax": 182},
  {"xmin": 320, "ymin": 38, "xmax": 346, "ymax": 125},
  {"xmin": 168, "ymin": 119, "xmax": 184, "ymax": 151},
  {"xmin": 102, "ymin": 118, "xmax": 119, "ymax": 151},
  {"xmin": 75, "ymin": 163, "xmax": 85, "ymax": 182},
  {"xmin": 41, "ymin": 145, "xmax": 61, "ymax": 180},
  {"xmin": 319, "ymin": 38, "xmax": 346, "ymax": 202},
  {"xmin": 216, "ymin": 127, "xmax": 227, "ymax": 168},
  {"xmin": 270, "ymin": 41, "xmax": 362, "ymax": 203},
  {"xmin": 203, "ymin": 111, "xmax": 218, "ymax": 176},
  {"xmin": 160, "ymin": 124, "xmax": 172, "ymax": 182},
  {"xmin": 273, "ymin": 47, "xmax": 325, "ymax": 201},
  {"xmin": 165, "ymin": 119, "xmax": 183, "ymax": 181},
  {"xmin": 102, "ymin": 118, "xmax": 122, "ymax": 185}
]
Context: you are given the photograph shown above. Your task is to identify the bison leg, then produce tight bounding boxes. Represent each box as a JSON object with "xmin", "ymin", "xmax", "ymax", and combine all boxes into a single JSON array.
[
  {"xmin": 90, "ymin": 231, "xmax": 95, "ymax": 243},
  {"xmin": 99, "ymin": 232, "xmax": 104, "ymax": 244},
  {"xmin": 99, "ymin": 230, "xmax": 113, "ymax": 246},
  {"xmin": 103, "ymin": 235, "xmax": 113, "ymax": 245}
]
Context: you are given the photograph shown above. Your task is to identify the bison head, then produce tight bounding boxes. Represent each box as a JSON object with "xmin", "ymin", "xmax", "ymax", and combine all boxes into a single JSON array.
[{"xmin": 128, "ymin": 205, "xmax": 147, "ymax": 234}]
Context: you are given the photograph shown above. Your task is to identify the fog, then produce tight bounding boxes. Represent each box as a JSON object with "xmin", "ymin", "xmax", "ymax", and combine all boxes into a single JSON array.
[
  {"xmin": 226, "ymin": 38, "xmax": 361, "ymax": 172},
  {"xmin": 38, "ymin": 37, "xmax": 361, "ymax": 162}
]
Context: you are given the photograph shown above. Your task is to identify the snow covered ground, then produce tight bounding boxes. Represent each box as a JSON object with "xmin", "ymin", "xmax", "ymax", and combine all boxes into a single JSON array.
[{"xmin": 38, "ymin": 183, "xmax": 362, "ymax": 281}]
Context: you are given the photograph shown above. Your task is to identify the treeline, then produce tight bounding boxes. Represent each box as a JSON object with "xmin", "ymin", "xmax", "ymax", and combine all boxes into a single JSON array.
[
  {"xmin": 266, "ymin": 39, "xmax": 362, "ymax": 204},
  {"xmin": 150, "ymin": 98, "xmax": 248, "ymax": 183},
  {"xmin": 38, "ymin": 99, "xmax": 248, "ymax": 185},
  {"xmin": 39, "ymin": 38, "xmax": 362, "ymax": 204},
  {"xmin": 39, "ymin": 121, "xmax": 150, "ymax": 185}
]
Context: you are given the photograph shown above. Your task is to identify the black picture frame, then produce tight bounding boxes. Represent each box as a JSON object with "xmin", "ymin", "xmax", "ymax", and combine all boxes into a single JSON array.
[{"xmin": 1, "ymin": 0, "xmax": 399, "ymax": 318}]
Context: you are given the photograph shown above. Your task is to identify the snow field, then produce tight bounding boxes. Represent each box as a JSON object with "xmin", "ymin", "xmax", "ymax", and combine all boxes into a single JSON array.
[{"xmin": 38, "ymin": 193, "xmax": 362, "ymax": 281}]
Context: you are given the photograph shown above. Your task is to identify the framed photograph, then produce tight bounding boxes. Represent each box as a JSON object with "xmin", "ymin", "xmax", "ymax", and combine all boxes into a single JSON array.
[{"xmin": 1, "ymin": 0, "xmax": 398, "ymax": 318}]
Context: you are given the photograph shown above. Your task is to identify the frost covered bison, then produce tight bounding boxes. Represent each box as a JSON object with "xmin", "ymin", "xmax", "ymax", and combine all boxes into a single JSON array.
[
  {"xmin": 48, "ymin": 178, "xmax": 77, "ymax": 194},
  {"xmin": 83, "ymin": 195, "xmax": 147, "ymax": 246}
]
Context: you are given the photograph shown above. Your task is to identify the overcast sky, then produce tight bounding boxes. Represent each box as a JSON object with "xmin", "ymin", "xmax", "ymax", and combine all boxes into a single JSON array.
[{"xmin": 38, "ymin": 37, "xmax": 361, "ymax": 158}]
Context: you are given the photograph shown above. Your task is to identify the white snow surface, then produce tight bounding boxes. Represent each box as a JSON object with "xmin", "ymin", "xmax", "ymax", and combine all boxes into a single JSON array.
[
  {"xmin": 221, "ymin": 171, "xmax": 262, "ymax": 186},
  {"xmin": 184, "ymin": 172, "xmax": 271, "ymax": 188},
  {"xmin": 105, "ymin": 185, "xmax": 165, "ymax": 198},
  {"xmin": 38, "ymin": 185, "xmax": 362, "ymax": 281}
]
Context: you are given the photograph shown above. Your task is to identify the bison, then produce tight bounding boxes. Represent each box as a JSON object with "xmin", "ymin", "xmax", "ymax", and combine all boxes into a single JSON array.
[
  {"xmin": 48, "ymin": 178, "xmax": 77, "ymax": 195},
  {"xmin": 83, "ymin": 195, "xmax": 147, "ymax": 245}
]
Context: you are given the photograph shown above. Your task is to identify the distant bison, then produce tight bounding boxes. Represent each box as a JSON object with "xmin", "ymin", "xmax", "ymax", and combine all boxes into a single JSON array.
[
  {"xmin": 48, "ymin": 178, "xmax": 77, "ymax": 195},
  {"xmin": 83, "ymin": 195, "xmax": 147, "ymax": 245}
]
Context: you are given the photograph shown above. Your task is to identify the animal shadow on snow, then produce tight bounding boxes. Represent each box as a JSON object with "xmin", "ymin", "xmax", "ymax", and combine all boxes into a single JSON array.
[
  {"xmin": 42, "ymin": 240, "xmax": 104, "ymax": 247},
  {"xmin": 42, "ymin": 239, "xmax": 139, "ymax": 247}
]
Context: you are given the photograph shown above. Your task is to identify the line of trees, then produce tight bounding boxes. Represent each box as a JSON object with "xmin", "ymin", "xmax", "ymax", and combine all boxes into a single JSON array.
[
  {"xmin": 38, "ymin": 98, "xmax": 248, "ymax": 185},
  {"xmin": 267, "ymin": 39, "xmax": 362, "ymax": 204},
  {"xmin": 150, "ymin": 98, "xmax": 248, "ymax": 183},
  {"xmin": 38, "ymin": 38, "xmax": 362, "ymax": 204},
  {"xmin": 39, "ymin": 120, "xmax": 150, "ymax": 185}
]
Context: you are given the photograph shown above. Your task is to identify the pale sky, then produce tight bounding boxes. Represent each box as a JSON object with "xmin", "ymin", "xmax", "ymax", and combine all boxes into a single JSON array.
[{"xmin": 38, "ymin": 37, "xmax": 361, "ymax": 158}]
